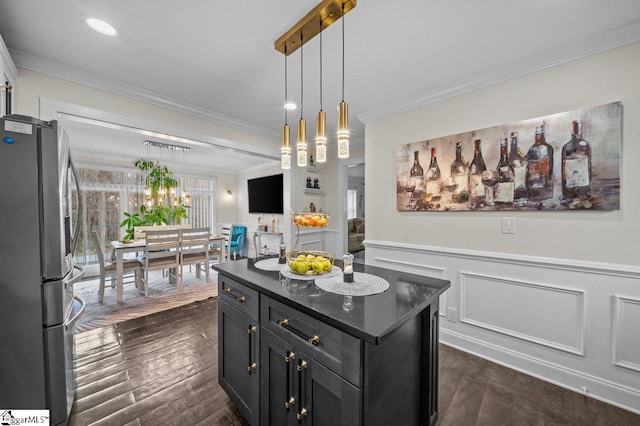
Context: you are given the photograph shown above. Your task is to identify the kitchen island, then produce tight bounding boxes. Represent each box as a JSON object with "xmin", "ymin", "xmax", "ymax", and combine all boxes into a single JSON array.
[{"xmin": 213, "ymin": 257, "xmax": 450, "ymax": 426}]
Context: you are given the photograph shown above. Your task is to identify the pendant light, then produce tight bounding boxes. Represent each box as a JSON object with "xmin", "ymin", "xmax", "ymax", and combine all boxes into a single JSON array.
[
  {"xmin": 315, "ymin": 18, "xmax": 327, "ymax": 163},
  {"xmin": 281, "ymin": 45, "xmax": 292, "ymax": 170},
  {"xmin": 274, "ymin": 0, "xmax": 356, "ymax": 166},
  {"xmin": 337, "ymin": 2, "xmax": 350, "ymax": 159},
  {"xmin": 297, "ymin": 32, "xmax": 308, "ymax": 167}
]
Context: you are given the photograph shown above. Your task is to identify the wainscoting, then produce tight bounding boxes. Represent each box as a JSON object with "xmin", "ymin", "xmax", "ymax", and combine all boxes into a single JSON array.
[{"xmin": 364, "ymin": 240, "xmax": 640, "ymax": 414}]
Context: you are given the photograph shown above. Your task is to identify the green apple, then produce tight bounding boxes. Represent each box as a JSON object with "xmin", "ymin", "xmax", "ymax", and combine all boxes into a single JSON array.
[
  {"xmin": 297, "ymin": 262, "xmax": 311, "ymax": 274},
  {"xmin": 322, "ymin": 260, "xmax": 332, "ymax": 271},
  {"xmin": 311, "ymin": 261, "xmax": 324, "ymax": 273},
  {"xmin": 296, "ymin": 254, "xmax": 306, "ymax": 261},
  {"xmin": 306, "ymin": 254, "xmax": 316, "ymax": 261},
  {"xmin": 289, "ymin": 260, "xmax": 298, "ymax": 271}
]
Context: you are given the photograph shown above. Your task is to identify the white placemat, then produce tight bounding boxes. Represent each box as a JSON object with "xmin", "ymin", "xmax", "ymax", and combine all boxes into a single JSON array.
[
  {"xmin": 314, "ymin": 272, "xmax": 390, "ymax": 296},
  {"xmin": 254, "ymin": 257, "xmax": 287, "ymax": 271},
  {"xmin": 280, "ymin": 265, "xmax": 342, "ymax": 281}
]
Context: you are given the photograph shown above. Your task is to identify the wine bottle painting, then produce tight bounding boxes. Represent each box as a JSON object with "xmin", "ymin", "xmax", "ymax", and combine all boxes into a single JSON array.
[{"xmin": 395, "ymin": 101, "xmax": 622, "ymax": 212}]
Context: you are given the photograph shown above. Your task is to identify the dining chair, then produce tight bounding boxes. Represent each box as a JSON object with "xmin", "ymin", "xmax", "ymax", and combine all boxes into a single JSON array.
[
  {"xmin": 179, "ymin": 227, "xmax": 211, "ymax": 285},
  {"xmin": 138, "ymin": 228, "xmax": 181, "ymax": 296},
  {"xmin": 229, "ymin": 225, "xmax": 247, "ymax": 260},
  {"xmin": 91, "ymin": 231, "xmax": 141, "ymax": 303},
  {"xmin": 220, "ymin": 223, "xmax": 232, "ymax": 261}
]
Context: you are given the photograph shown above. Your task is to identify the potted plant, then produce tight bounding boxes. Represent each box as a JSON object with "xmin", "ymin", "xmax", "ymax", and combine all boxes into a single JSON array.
[{"xmin": 119, "ymin": 159, "xmax": 190, "ymax": 240}]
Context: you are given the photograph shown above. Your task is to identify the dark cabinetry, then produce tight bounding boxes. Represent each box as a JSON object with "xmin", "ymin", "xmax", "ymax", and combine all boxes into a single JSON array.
[
  {"xmin": 260, "ymin": 329, "xmax": 360, "ymax": 426},
  {"xmin": 214, "ymin": 260, "xmax": 449, "ymax": 426},
  {"xmin": 218, "ymin": 276, "xmax": 260, "ymax": 425}
]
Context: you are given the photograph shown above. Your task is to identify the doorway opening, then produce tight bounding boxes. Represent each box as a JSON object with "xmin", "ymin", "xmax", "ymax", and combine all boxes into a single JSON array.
[{"xmin": 346, "ymin": 163, "xmax": 365, "ymax": 262}]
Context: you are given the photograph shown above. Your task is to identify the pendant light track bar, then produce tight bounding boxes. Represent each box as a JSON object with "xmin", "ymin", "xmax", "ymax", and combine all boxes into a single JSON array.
[{"xmin": 275, "ymin": 0, "xmax": 356, "ymax": 56}]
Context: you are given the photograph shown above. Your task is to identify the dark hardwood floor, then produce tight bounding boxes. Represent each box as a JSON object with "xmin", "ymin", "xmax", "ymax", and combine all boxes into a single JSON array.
[
  {"xmin": 70, "ymin": 298, "xmax": 640, "ymax": 426},
  {"xmin": 70, "ymin": 298, "xmax": 244, "ymax": 426}
]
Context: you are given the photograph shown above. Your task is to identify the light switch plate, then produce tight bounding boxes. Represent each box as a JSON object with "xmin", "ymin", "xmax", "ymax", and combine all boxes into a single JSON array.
[{"xmin": 502, "ymin": 217, "xmax": 516, "ymax": 234}]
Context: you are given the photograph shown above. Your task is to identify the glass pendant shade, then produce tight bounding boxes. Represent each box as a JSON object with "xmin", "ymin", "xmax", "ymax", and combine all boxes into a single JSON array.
[
  {"xmin": 337, "ymin": 101, "xmax": 349, "ymax": 159},
  {"xmin": 297, "ymin": 118, "xmax": 308, "ymax": 167},
  {"xmin": 315, "ymin": 111, "xmax": 327, "ymax": 163},
  {"xmin": 281, "ymin": 124, "xmax": 291, "ymax": 169}
]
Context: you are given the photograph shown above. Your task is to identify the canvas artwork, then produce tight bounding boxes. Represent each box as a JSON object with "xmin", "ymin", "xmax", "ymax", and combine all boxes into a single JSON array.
[{"xmin": 395, "ymin": 101, "xmax": 622, "ymax": 212}]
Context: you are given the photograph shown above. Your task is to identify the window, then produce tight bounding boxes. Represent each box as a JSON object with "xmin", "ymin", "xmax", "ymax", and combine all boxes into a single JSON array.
[
  {"xmin": 347, "ymin": 189, "xmax": 357, "ymax": 219},
  {"xmin": 72, "ymin": 167, "xmax": 216, "ymax": 266}
]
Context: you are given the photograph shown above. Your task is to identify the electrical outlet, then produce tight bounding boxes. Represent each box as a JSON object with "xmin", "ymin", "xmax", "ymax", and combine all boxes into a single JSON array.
[
  {"xmin": 502, "ymin": 217, "xmax": 516, "ymax": 234},
  {"xmin": 446, "ymin": 308, "xmax": 458, "ymax": 322}
]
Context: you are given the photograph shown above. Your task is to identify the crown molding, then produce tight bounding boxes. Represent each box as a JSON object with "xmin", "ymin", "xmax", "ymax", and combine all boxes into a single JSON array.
[
  {"xmin": 10, "ymin": 49, "xmax": 281, "ymax": 141},
  {"xmin": 358, "ymin": 20, "xmax": 640, "ymax": 124},
  {"xmin": 0, "ymin": 37, "xmax": 18, "ymax": 82}
]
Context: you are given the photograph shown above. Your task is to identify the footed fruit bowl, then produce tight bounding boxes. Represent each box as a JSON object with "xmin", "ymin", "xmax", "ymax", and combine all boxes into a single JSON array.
[
  {"xmin": 287, "ymin": 251, "xmax": 335, "ymax": 275},
  {"xmin": 291, "ymin": 213, "xmax": 330, "ymax": 227}
]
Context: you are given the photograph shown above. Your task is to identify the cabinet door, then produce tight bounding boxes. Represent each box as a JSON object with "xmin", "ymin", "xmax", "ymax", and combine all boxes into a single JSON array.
[
  {"xmin": 219, "ymin": 300, "xmax": 259, "ymax": 425},
  {"xmin": 295, "ymin": 350, "xmax": 361, "ymax": 426},
  {"xmin": 260, "ymin": 329, "xmax": 297, "ymax": 426},
  {"xmin": 261, "ymin": 329, "xmax": 360, "ymax": 426}
]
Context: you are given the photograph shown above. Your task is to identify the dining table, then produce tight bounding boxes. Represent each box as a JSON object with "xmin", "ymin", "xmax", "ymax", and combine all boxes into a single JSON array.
[{"xmin": 110, "ymin": 234, "xmax": 227, "ymax": 303}]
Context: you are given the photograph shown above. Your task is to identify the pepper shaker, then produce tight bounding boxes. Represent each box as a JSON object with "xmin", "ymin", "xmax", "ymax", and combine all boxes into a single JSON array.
[{"xmin": 278, "ymin": 242, "xmax": 287, "ymax": 264}]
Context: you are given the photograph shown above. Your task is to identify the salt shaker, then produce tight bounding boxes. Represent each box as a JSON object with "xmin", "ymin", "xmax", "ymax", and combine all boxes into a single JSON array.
[{"xmin": 343, "ymin": 253, "xmax": 354, "ymax": 283}]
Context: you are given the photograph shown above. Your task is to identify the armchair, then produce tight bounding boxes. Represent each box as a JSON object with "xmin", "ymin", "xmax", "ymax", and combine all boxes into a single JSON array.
[{"xmin": 229, "ymin": 225, "xmax": 247, "ymax": 260}]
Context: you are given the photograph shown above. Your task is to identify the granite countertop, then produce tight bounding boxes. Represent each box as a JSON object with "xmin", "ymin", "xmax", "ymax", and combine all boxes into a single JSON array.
[{"xmin": 213, "ymin": 257, "xmax": 450, "ymax": 344}]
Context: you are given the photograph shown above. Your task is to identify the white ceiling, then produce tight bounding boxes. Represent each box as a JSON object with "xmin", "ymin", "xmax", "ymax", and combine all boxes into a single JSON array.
[{"xmin": 1, "ymin": 1, "xmax": 640, "ymax": 172}]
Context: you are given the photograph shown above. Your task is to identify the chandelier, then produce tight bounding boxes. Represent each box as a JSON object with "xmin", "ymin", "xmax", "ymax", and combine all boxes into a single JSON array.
[
  {"xmin": 142, "ymin": 140, "xmax": 191, "ymax": 208},
  {"xmin": 276, "ymin": 0, "xmax": 356, "ymax": 169}
]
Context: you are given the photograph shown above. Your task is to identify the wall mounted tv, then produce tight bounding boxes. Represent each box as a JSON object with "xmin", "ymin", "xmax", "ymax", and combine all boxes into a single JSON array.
[{"xmin": 247, "ymin": 173, "xmax": 284, "ymax": 214}]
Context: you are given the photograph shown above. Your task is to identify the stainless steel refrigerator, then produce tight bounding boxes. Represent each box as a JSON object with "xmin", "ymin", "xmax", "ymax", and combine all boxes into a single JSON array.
[{"xmin": 0, "ymin": 115, "xmax": 85, "ymax": 425}]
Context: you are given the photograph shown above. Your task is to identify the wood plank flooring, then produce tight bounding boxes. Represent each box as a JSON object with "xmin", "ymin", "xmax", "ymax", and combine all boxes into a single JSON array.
[
  {"xmin": 70, "ymin": 299, "xmax": 244, "ymax": 425},
  {"xmin": 70, "ymin": 298, "xmax": 640, "ymax": 426}
]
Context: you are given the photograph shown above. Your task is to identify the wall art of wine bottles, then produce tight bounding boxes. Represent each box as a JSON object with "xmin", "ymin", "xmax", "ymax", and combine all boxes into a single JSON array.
[{"xmin": 396, "ymin": 101, "xmax": 622, "ymax": 212}]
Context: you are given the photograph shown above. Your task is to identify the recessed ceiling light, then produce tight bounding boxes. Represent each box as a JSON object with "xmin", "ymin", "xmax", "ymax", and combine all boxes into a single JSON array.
[
  {"xmin": 86, "ymin": 17, "xmax": 118, "ymax": 36},
  {"xmin": 284, "ymin": 102, "xmax": 297, "ymax": 110}
]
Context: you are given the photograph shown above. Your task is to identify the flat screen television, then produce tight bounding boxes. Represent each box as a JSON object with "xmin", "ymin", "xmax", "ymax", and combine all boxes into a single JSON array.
[{"xmin": 247, "ymin": 173, "xmax": 284, "ymax": 214}]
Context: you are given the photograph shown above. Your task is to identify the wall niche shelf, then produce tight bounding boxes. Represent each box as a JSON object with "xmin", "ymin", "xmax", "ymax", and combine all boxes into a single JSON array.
[{"xmin": 303, "ymin": 188, "xmax": 325, "ymax": 196}]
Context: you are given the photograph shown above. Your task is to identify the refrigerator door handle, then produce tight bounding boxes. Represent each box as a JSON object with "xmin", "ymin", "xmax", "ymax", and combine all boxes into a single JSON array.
[
  {"xmin": 66, "ymin": 295, "xmax": 86, "ymax": 328},
  {"xmin": 68, "ymin": 155, "xmax": 82, "ymax": 256},
  {"xmin": 67, "ymin": 263, "xmax": 85, "ymax": 287}
]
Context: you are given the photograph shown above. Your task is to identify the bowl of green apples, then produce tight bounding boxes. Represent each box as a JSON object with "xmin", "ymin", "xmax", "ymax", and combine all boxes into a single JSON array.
[{"xmin": 287, "ymin": 251, "xmax": 335, "ymax": 275}]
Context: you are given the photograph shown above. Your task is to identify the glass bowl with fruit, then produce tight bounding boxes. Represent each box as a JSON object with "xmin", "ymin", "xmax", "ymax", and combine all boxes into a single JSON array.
[
  {"xmin": 291, "ymin": 213, "xmax": 330, "ymax": 227},
  {"xmin": 287, "ymin": 251, "xmax": 335, "ymax": 275}
]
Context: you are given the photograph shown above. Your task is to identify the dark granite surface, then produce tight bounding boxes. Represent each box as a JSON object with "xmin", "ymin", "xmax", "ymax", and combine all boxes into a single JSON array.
[{"xmin": 213, "ymin": 257, "xmax": 450, "ymax": 344}]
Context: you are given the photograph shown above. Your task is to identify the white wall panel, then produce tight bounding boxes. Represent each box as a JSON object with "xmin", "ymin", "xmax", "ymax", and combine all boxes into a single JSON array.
[
  {"xmin": 613, "ymin": 295, "xmax": 640, "ymax": 373},
  {"xmin": 364, "ymin": 240, "xmax": 640, "ymax": 414},
  {"xmin": 460, "ymin": 272, "xmax": 585, "ymax": 355}
]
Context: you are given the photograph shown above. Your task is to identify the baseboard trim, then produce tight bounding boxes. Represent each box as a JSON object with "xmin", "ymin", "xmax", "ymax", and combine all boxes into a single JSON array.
[{"xmin": 440, "ymin": 329, "xmax": 640, "ymax": 415}]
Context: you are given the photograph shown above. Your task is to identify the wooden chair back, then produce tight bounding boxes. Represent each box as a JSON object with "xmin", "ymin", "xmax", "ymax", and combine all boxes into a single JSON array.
[{"xmin": 134, "ymin": 224, "xmax": 191, "ymax": 240}]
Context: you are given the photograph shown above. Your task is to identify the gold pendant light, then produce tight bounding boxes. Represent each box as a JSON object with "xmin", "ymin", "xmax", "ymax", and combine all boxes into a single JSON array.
[
  {"xmin": 281, "ymin": 45, "xmax": 291, "ymax": 170},
  {"xmin": 337, "ymin": 2, "xmax": 349, "ymax": 159},
  {"xmin": 315, "ymin": 18, "xmax": 327, "ymax": 163},
  {"xmin": 275, "ymin": 0, "xmax": 356, "ymax": 165},
  {"xmin": 297, "ymin": 32, "xmax": 308, "ymax": 167}
]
